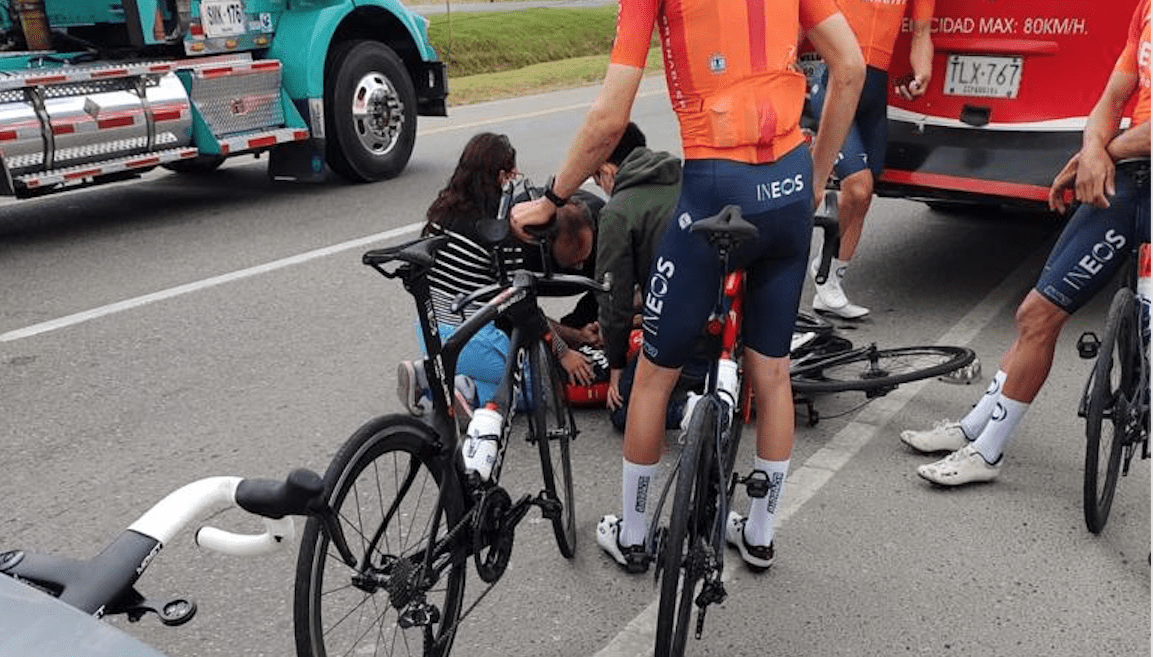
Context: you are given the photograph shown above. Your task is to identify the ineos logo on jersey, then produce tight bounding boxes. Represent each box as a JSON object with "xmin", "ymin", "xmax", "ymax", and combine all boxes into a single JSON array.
[
  {"xmin": 755, "ymin": 173, "xmax": 805, "ymax": 202},
  {"xmin": 1062, "ymin": 229, "xmax": 1127, "ymax": 291}
]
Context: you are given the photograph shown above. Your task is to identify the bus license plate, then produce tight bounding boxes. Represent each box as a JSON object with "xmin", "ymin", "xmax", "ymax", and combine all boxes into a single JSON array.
[
  {"xmin": 201, "ymin": 0, "xmax": 246, "ymax": 38},
  {"xmin": 944, "ymin": 55, "xmax": 1023, "ymax": 99}
]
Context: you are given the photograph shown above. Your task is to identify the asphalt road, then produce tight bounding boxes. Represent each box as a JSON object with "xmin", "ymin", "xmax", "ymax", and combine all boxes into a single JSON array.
[{"xmin": 1, "ymin": 77, "xmax": 1148, "ymax": 657}]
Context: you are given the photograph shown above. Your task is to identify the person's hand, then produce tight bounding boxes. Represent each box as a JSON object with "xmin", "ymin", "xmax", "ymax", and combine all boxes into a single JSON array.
[
  {"xmin": 559, "ymin": 349, "xmax": 593, "ymax": 386},
  {"xmin": 510, "ymin": 197, "xmax": 556, "ymax": 243},
  {"xmin": 606, "ymin": 368, "xmax": 624, "ymax": 411},
  {"xmin": 1075, "ymin": 145, "xmax": 1116, "ymax": 209},
  {"xmin": 1048, "ymin": 152, "xmax": 1080, "ymax": 214},
  {"xmin": 895, "ymin": 72, "xmax": 930, "ymax": 101},
  {"xmin": 576, "ymin": 322, "xmax": 602, "ymax": 348}
]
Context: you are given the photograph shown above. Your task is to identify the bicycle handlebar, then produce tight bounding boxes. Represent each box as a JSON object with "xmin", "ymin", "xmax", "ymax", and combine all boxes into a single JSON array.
[
  {"xmin": 128, "ymin": 469, "xmax": 324, "ymax": 556},
  {"xmin": 450, "ymin": 270, "xmax": 611, "ymax": 315}
]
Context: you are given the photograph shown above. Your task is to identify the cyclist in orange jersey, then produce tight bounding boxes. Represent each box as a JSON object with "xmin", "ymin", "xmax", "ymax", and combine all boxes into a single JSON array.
[
  {"xmin": 802, "ymin": 0, "xmax": 935, "ymax": 319},
  {"xmin": 904, "ymin": 0, "xmax": 1150, "ymax": 487},
  {"xmin": 512, "ymin": 0, "xmax": 864, "ymax": 573}
]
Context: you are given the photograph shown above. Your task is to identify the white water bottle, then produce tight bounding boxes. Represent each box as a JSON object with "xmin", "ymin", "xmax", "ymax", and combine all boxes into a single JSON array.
[
  {"xmin": 461, "ymin": 407, "xmax": 502, "ymax": 481},
  {"xmin": 716, "ymin": 358, "xmax": 739, "ymax": 407}
]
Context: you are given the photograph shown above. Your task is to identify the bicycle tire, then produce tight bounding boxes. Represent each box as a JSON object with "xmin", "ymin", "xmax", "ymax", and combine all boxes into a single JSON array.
[
  {"xmin": 528, "ymin": 340, "xmax": 577, "ymax": 558},
  {"xmin": 1083, "ymin": 289, "xmax": 1136, "ymax": 534},
  {"xmin": 790, "ymin": 345, "xmax": 975, "ymax": 394},
  {"xmin": 294, "ymin": 415, "xmax": 467, "ymax": 657},
  {"xmin": 655, "ymin": 397, "xmax": 719, "ymax": 657}
]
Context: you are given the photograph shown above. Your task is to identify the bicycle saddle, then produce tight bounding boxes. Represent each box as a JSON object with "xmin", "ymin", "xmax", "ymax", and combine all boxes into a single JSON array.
[
  {"xmin": 690, "ymin": 205, "xmax": 758, "ymax": 244},
  {"xmin": 363, "ymin": 234, "xmax": 450, "ymax": 268}
]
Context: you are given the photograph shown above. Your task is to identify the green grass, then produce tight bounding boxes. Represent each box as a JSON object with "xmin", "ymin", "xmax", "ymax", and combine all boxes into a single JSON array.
[
  {"xmin": 426, "ymin": 7, "xmax": 663, "ymax": 106},
  {"xmin": 427, "ymin": 7, "xmax": 619, "ymax": 78}
]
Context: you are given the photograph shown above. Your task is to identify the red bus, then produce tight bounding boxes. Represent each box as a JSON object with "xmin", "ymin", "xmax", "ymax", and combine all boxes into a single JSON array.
[{"xmin": 879, "ymin": 0, "xmax": 1139, "ymax": 211}]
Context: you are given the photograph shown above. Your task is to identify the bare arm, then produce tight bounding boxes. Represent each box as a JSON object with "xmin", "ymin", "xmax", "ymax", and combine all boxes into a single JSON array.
[
  {"xmin": 806, "ymin": 13, "xmax": 866, "ymax": 206},
  {"xmin": 1072, "ymin": 70, "xmax": 1139, "ymax": 208},
  {"xmin": 897, "ymin": 18, "xmax": 934, "ymax": 100},
  {"xmin": 1106, "ymin": 120, "xmax": 1150, "ymax": 161},
  {"xmin": 511, "ymin": 64, "xmax": 643, "ymax": 241}
]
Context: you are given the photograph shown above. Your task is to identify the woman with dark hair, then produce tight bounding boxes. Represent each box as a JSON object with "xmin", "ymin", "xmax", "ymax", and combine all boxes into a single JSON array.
[
  {"xmin": 425, "ymin": 132, "xmax": 519, "ymax": 235},
  {"xmin": 398, "ymin": 132, "xmax": 595, "ymax": 424}
]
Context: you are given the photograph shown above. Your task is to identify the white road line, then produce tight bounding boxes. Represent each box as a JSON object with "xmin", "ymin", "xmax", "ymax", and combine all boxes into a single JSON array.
[
  {"xmin": 0, "ymin": 224, "xmax": 421, "ymax": 343},
  {"xmin": 3, "ymin": 86, "xmax": 668, "ymax": 343},
  {"xmin": 592, "ymin": 243, "xmax": 1050, "ymax": 657},
  {"xmin": 417, "ymin": 88, "xmax": 666, "ymax": 137}
]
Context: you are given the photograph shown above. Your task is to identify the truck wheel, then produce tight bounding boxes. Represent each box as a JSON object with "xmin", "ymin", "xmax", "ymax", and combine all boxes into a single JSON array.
[
  {"xmin": 325, "ymin": 40, "xmax": 417, "ymax": 183},
  {"xmin": 163, "ymin": 155, "xmax": 225, "ymax": 174}
]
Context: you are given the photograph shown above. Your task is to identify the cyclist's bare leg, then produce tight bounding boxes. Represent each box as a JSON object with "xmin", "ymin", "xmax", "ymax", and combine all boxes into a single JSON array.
[
  {"xmin": 622, "ymin": 355, "xmax": 682, "ymax": 464},
  {"xmin": 835, "ymin": 168, "xmax": 874, "ymax": 261},
  {"xmin": 745, "ymin": 349, "xmax": 795, "ymax": 461},
  {"xmin": 999, "ymin": 290, "xmax": 1071, "ymax": 404},
  {"xmin": 742, "ymin": 349, "xmax": 794, "ymax": 549}
]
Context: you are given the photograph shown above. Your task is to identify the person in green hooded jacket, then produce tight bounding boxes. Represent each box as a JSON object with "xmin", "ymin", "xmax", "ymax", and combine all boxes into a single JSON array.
[{"xmin": 591, "ymin": 122, "xmax": 683, "ymax": 412}]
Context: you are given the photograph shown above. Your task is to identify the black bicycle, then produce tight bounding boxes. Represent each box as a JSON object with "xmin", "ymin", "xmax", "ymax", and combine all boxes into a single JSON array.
[
  {"xmin": 292, "ymin": 180, "xmax": 608, "ymax": 657},
  {"xmin": 790, "ymin": 194, "xmax": 977, "ymax": 424},
  {"xmin": 651, "ymin": 204, "xmax": 976, "ymax": 657},
  {"xmin": 1077, "ymin": 238, "xmax": 1150, "ymax": 534}
]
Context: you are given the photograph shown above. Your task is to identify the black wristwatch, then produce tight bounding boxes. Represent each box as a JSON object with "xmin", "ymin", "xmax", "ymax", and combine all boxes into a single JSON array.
[{"xmin": 544, "ymin": 176, "xmax": 569, "ymax": 207}]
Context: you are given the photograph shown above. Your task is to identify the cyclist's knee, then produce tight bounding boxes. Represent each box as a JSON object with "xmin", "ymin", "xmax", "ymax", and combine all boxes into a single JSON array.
[
  {"xmin": 838, "ymin": 170, "xmax": 873, "ymax": 209},
  {"xmin": 1015, "ymin": 291, "xmax": 1069, "ymax": 343}
]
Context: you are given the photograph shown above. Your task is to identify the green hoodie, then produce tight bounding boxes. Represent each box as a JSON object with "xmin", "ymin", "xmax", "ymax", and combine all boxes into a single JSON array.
[{"xmin": 595, "ymin": 146, "xmax": 683, "ymax": 370}]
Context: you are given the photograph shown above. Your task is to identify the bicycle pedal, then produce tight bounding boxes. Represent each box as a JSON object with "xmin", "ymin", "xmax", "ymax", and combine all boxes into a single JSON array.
[{"xmin": 1077, "ymin": 332, "xmax": 1100, "ymax": 359}]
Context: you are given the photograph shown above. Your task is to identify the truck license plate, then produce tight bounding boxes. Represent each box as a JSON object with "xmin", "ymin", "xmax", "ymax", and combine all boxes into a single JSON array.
[
  {"xmin": 201, "ymin": 0, "xmax": 246, "ymax": 38},
  {"xmin": 944, "ymin": 54, "xmax": 1023, "ymax": 99}
]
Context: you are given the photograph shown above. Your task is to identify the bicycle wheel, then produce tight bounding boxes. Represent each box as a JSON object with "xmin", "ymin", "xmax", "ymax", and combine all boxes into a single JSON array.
[
  {"xmin": 1083, "ymin": 289, "xmax": 1136, "ymax": 534},
  {"xmin": 790, "ymin": 345, "xmax": 975, "ymax": 394},
  {"xmin": 294, "ymin": 415, "xmax": 467, "ymax": 657},
  {"xmin": 528, "ymin": 340, "xmax": 577, "ymax": 558},
  {"xmin": 655, "ymin": 397, "xmax": 719, "ymax": 657}
]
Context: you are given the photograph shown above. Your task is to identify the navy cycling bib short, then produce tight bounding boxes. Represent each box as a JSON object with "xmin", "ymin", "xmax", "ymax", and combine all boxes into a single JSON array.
[
  {"xmin": 641, "ymin": 145, "xmax": 813, "ymax": 367},
  {"xmin": 1036, "ymin": 161, "xmax": 1151, "ymax": 313},
  {"xmin": 801, "ymin": 57, "xmax": 888, "ymax": 180}
]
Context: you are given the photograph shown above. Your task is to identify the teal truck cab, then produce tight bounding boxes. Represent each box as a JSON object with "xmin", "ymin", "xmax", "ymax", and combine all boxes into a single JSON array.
[{"xmin": 0, "ymin": 0, "xmax": 446, "ymax": 197}]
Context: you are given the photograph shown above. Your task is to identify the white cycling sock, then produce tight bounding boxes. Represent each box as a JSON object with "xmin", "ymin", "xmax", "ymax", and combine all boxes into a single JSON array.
[
  {"xmin": 621, "ymin": 458, "xmax": 658, "ymax": 547},
  {"xmin": 971, "ymin": 396, "xmax": 1029, "ymax": 463},
  {"xmin": 743, "ymin": 457, "xmax": 790, "ymax": 547},
  {"xmin": 959, "ymin": 370, "xmax": 1007, "ymax": 440}
]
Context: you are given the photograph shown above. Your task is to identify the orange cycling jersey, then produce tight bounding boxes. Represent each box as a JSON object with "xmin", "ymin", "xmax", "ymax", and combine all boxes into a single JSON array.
[
  {"xmin": 611, "ymin": 0, "xmax": 838, "ymax": 164},
  {"xmin": 836, "ymin": 0, "xmax": 933, "ymax": 71},
  {"xmin": 1115, "ymin": 0, "xmax": 1151, "ymax": 127}
]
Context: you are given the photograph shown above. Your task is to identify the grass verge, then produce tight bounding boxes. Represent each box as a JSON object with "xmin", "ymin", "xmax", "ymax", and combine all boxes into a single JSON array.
[{"xmin": 425, "ymin": 7, "xmax": 662, "ymax": 106}]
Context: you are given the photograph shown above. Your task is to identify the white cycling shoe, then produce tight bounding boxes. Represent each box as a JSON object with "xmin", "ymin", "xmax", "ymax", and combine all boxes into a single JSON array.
[
  {"xmin": 900, "ymin": 421, "xmax": 970, "ymax": 453},
  {"xmin": 810, "ymin": 258, "xmax": 870, "ymax": 319},
  {"xmin": 917, "ymin": 444, "xmax": 1002, "ymax": 486}
]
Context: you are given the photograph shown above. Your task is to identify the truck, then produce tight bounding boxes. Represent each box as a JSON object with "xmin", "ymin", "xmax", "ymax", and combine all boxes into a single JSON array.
[
  {"xmin": 879, "ymin": 0, "xmax": 1135, "ymax": 213},
  {"xmin": 0, "ymin": 0, "xmax": 447, "ymax": 197}
]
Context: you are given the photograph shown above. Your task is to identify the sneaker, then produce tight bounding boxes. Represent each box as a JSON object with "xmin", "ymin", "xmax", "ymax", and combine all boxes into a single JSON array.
[
  {"xmin": 725, "ymin": 511, "xmax": 774, "ymax": 572},
  {"xmin": 900, "ymin": 421, "xmax": 970, "ymax": 453},
  {"xmin": 810, "ymin": 258, "xmax": 869, "ymax": 319},
  {"xmin": 397, "ymin": 360, "xmax": 431, "ymax": 416},
  {"xmin": 596, "ymin": 515, "xmax": 650, "ymax": 574},
  {"xmin": 452, "ymin": 375, "xmax": 477, "ymax": 434},
  {"xmin": 917, "ymin": 444, "xmax": 1002, "ymax": 486}
]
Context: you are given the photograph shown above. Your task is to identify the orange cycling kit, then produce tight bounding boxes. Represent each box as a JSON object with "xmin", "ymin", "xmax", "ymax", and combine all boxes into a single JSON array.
[
  {"xmin": 609, "ymin": 0, "xmax": 840, "ymax": 365},
  {"xmin": 803, "ymin": 0, "xmax": 934, "ymax": 178}
]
